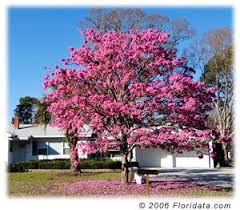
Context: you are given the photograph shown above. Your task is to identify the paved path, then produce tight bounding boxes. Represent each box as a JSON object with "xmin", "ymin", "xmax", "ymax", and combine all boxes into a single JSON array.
[{"xmin": 145, "ymin": 168, "xmax": 234, "ymax": 188}]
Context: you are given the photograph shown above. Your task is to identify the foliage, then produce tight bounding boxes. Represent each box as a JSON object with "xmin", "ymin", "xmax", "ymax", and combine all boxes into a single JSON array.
[
  {"xmin": 202, "ymin": 30, "xmax": 233, "ymax": 165},
  {"xmin": 13, "ymin": 96, "xmax": 39, "ymax": 124},
  {"xmin": 202, "ymin": 46, "xmax": 232, "ymax": 86},
  {"xmin": 34, "ymin": 100, "xmax": 52, "ymax": 126},
  {"xmin": 202, "ymin": 46, "xmax": 233, "ymax": 140},
  {"xmin": 80, "ymin": 159, "xmax": 121, "ymax": 170},
  {"xmin": 13, "ymin": 96, "xmax": 51, "ymax": 125},
  {"xmin": 8, "ymin": 163, "xmax": 28, "ymax": 173},
  {"xmin": 8, "ymin": 159, "xmax": 121, "ymax": 172}
]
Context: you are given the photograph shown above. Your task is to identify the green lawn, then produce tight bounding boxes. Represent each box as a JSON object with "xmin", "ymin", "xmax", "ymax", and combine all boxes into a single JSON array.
[
  {"xmin": 8, "ymin": 171, "xmax": 232, "ymax": 197},
  {"xmin": 8, "ymin": 170, "xmax": 120, "ymax": 196}
]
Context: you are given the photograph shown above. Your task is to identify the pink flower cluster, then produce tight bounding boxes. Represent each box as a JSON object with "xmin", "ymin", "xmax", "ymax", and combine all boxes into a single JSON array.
[{"xmin": 43, "ymin": 28, "xmax": 216, "ymax": 155}]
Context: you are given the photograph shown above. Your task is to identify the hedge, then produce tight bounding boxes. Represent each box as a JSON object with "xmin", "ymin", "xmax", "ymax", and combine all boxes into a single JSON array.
[
  {"xmin": 80, "ymin": 159, "xmax": 121, "ymax": 169},
  {"xmin": 8, "ymin": 159, "xmax": 121, "ymax": 172}
]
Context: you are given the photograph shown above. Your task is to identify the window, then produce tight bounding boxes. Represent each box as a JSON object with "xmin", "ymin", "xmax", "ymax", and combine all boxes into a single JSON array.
[
  {"xmin": 32, "ymin": 141, "xmax": 37, "ymax": 155},
  {"xmin": 38, "ymin": 148, "xmax": 47, "ymax": 155},
  {"xmin": 48, "ymin": 141, "xmax": 63, "ymax": 155},
  {"xmin": 37, "ymin": 142, "xmax": 47, "ymax": 155},
  {"xmin": 110, "ymin": 151, "xmax": 120, "ymax": 157},
  {"xmin": 9, "ymin": 141, "xmax": 13, "ymax": 152},
  {"xmin": 63, "ymin": 142, "xmax": 70, "ymax": 154},
  {"xmin": 32, "ymin": 141, "xmax": 47, "ymax": 155}
]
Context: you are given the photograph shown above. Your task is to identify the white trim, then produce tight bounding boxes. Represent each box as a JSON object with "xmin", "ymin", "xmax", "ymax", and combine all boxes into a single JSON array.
[
  {"xmin": 208, "ymin": 140, "xmax": 215, "ymax": 168},
  {"xmin": 29, "ymin": 135, "xmax": 65, "ymax": 138},
  {"xmin": 8, "ymin": 138, "xmax": 28, "ymax": 141}
]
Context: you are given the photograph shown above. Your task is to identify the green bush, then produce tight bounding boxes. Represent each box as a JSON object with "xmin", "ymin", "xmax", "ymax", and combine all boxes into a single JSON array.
[
  {"xmin": 38, "ymin": 159, "xmax": 71, "ymax": 169},
  {"xmin": 79, "ymin": 159, "xmax": 121, "ymax": 169},
  {"xmin": 8, "ymin": 159, "xmax": 121, "ymax": 172},
  {"xmin": 8, "ymin": 163, "xmax": 28, "ymax": 172}
]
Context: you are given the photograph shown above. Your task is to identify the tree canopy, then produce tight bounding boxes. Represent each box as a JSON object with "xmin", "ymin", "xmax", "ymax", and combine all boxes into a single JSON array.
[
  {"xmin": 13, "ymin": 96, "xmax": 51, "ymax": 126},
  {"xmin": 14, "ymin": 96, "xmax": 39, "ymax": 124},
  {"xmin": 43, "ymin": 28, "xmax": 215, "ymax": 182},
  {"xmin": 80, "ymin": 8, "xmax": 195, "ymax": 48}
]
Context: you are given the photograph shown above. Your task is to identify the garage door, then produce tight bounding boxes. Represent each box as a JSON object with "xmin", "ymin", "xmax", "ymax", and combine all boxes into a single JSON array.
[
  {"xmin": 175, "ymin": 151, "xmax": 211, "ymax": 168},
  {"xmin": 135, "ymin": 147, "xmax": 212, "ymax": 168},
  {"xmin": 135, "ymin": 147, "xmax": 173, "ymax": 168}
]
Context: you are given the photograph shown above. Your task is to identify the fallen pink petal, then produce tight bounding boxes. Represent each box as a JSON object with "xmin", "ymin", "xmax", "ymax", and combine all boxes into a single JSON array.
[{"xmin": 63, "ymin": 180, "xmax": 229, "ymax": 197}]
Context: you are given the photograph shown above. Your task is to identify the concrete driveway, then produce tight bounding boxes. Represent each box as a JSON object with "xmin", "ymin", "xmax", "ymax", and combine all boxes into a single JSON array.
[{"xmin": 146, "ymin": 168, "xmax": 234, "ymax": 188}]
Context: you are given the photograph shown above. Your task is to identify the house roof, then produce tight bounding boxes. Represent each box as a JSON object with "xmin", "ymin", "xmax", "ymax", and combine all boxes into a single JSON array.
[{"xmin": 8, "ymin": 124, "xmax": 93, "ymax": 140}]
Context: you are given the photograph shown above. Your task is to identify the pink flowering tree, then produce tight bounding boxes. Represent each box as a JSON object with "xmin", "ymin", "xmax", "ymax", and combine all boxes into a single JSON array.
[{"xmin": 43, "ymin": 28, "xmax": 215, "ymax": 183}]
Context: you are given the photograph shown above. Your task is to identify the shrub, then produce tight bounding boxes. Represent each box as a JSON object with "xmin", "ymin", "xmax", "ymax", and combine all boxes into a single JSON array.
[
  {"xmin": 79, "ymin": 159, "xmax": 121, "ymax": 169},
  {"xmin": 38, "ymin": 159, "xmax": 71, "ymax": 169},
  {"xmin": 8, "ymin": 159, "xmax": 121, "ymax": 172},
  {"xmin": 8, "ymin": 163, "xmax": 28, "ymax": 172}
]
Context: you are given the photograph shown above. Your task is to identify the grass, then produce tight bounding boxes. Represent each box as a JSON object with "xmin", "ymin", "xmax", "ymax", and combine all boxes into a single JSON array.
[
  {"xmin": 8, "ymin": 171, "xmax": 232, "ymax": 197},
  {"xmin": 8, "ymin": 170, "xmax": 120, "ymax": 197}
]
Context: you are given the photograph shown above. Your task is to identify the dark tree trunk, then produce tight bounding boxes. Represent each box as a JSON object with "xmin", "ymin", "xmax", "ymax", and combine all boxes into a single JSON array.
[{"xmin": 221, "ymin": 142, "xmax": 229, "ymax": 166}]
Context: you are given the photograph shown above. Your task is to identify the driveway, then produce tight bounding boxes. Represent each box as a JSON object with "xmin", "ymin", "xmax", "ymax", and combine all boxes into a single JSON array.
[{"xmin": 146, "ymin": 168, "xmax": 234, "ymax": 188}]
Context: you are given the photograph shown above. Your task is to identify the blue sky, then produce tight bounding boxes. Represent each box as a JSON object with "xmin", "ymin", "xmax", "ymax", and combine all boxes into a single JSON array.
[{"xmin": 8, "ymin": 7, "xmax": 232, "ymax": 122}]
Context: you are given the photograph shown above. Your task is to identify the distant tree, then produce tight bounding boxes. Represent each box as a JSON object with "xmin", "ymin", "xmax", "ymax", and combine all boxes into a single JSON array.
[
  {"xmin": 34, "ymin": 99, "xmax": 52, "ymax": 130},
  {"xmin": 167, "ymin": 18, "xmax": 195, "ymax": 48},
  {"xmin": 13, "ymin": 96, "xmax": 51, "ymax": 126},
  {"xmin": 80, "ymin": 8, "xmax": 194, "ymax": 47},
  {"xmin": 80, "ymin": 8, "xmax": 167, "ymax": 32},
  {"xmin": 202, "ymin": 46, "xmax": 233, "ymax": 165},
  {"xmin": 184, "ymin": 28, "xmax": 233, "ymax": 165},
  {"xmin": 14, "ymin": 96, "xmax": 39, "ymax": 124}
]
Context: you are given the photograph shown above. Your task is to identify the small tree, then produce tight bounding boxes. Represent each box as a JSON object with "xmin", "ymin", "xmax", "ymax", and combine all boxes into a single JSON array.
[
  {"xmin": 43, "ymin": 29, "xmax": 215, "ymax": 183},
  {"xmin": 13, "ymin": 96, "xmax": 39, "ymax": 124}
]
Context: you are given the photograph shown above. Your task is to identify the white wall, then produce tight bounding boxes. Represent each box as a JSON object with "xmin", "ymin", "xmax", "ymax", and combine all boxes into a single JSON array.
[
  {"xmin": 9, "ymin": 138, "xmax": 70, "ymax": 163},
  {"xmin": 37, "ymin": 154, "xmax": 70, "ymax": 160},
  {"xmin": 135, "ymin": 147, "xmax": 172, "ymax": 167},
  {"xmin": 161, "ymin": 150, "xmax": 174, "ymax": 168},
  {"xmin": 9, "ymin": 138, "xmax": 91, "ymax": 163},
  {"xmin": 77, "ymin": 140, "xmax": 88, "ymax": 159}
]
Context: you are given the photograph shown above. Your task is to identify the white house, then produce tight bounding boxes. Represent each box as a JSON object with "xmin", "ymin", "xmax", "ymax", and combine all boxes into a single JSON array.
[
  {"xmin": 8, "ymin": 119, "xmax": 93, "ymax": 163},
  {"xmin": 8, "ymin": 118, "xmax": 214, "ymax": 168}
]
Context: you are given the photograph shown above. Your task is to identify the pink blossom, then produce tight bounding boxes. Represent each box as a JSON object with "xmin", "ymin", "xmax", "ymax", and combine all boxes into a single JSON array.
[{"xmin": 43, "ymin": 28, "xmax": 216, "ymax": 163}]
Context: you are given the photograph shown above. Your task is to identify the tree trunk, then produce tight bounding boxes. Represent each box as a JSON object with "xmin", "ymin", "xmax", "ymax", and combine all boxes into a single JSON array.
[
  {"xmin": 65, "ymin": 130, "xmax": 80, "ymax": 175},
  {"xmin": 121, "ymin": 153, "xmax": 129, "ymax": 184},
  {"xmin": 221, "ymin": 142, "xmax": 229, "ymax": 166},
  {"xmin": 70, "ymin": 147, "xmax": 80, "ymax": 175}
]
